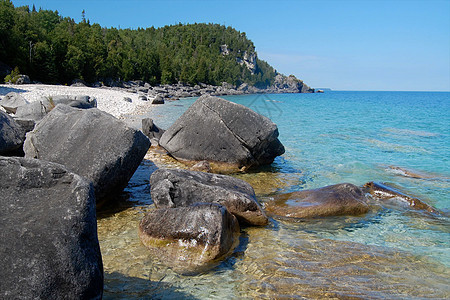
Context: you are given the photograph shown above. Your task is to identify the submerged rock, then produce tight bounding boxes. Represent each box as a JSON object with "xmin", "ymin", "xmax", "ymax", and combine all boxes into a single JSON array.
[
  {"xmin": 150, "ymin": 168, "xmax": 268, "ymax": 225},
  {"xmin": 363, "ymin": 181, "xmax": 440, "ymax": 214},
  {"xmin": 139, "ymin": 203, "xmax": 240, "ymax": 274},
  {"xmin": 0, "ymin": 156, "xmax": 103, "ymax": 299},
  {"xmin": 24, "ymin": 104, "xmax": 150, "ymax": 200},
  {"xmin": 159, "ymin": 95, "xmax": 285, "ymax": 171},
  {"xmin": 0, "ymin": 111, "xmax": 25, "ymax": 155},
  {"xmin": 265, "ymin": 183, "xmax": 370, "ymax": 219}
]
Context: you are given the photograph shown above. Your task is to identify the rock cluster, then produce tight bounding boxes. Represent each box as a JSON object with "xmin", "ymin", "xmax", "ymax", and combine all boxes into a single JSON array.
[
  {"xmin": 88, "ymin": 78, "xmax": 315, "ymax": 104},
  {"xmin": 139, "ymin": 167, "xmax": 267, "ymax": 273},
  {"xmin": 0, "ymin": 92, "xmax": 152, "ymax": 297},
  {"xmin": 150, "ymin": 168, "xmax": 268, "ymax": 225}
]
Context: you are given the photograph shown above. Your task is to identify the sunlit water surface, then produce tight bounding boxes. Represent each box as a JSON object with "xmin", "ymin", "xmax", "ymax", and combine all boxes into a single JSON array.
[{"xmin": 99, "ymin": 91, "xmax": 449, "ymax": 299}]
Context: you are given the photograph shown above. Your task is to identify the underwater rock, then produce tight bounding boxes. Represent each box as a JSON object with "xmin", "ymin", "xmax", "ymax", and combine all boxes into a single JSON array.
[
  {"xmin": 159, "ymin": 95, "xmax": 285, "ymax": 171},
  {"xmin": 363, "ymin": 181, "xmax": 440, "ymax": 214},
  {"xmin": 265, "ymin": 183, "xmax": 370, "ymax": 219},
  {"xmin": 150, "ymin": 168, "xmax": 269, "ymax": 225},
  {"xmin": 138, "ymin": 203, "xmax": 240, "ymax": 274},
  {"xmin": 0, "ymin": 156, "xmax": 103, "ymax": 299}
]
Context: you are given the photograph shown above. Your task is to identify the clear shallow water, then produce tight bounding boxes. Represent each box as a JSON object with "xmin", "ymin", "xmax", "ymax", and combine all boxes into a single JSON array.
[{"xmin": 100, "ymin": 91, "xmax": 450, "ymax": 298}]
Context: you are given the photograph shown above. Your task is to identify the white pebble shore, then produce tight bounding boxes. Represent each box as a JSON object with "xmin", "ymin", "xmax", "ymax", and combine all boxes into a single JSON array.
[{"xmin": 0, "ymin": 84, "xmax": 155, "ymax": 119}]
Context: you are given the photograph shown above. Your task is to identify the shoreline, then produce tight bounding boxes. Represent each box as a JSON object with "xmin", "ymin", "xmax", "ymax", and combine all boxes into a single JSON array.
[
  {"xmin": 0, "ymin": 83, "xmax": 155, "ymax": 119},
  {"xmin": 0, "ymin": 79, "xmax": 315, "ymax": 119}
]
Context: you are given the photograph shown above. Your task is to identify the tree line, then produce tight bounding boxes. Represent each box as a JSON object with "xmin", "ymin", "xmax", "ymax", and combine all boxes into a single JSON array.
[{"xmin": 0, "ymin": 0, "xmax": 277, "ymax": 87}]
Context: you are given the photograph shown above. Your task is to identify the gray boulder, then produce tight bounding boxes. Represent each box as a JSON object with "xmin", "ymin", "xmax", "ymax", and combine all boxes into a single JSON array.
[
  {"xmin": 24, "ymin": 104, "xmax": 151, "ymax": 199},
  {"xmin": 139, "ymin": 203, "xmax": 240, "ymax": 274},
  {"xmin": 0, "ymin": 111, "xmax": 25, "ymax": 155},
  {"xmin": 265, "ymin": 183, "xmax": 370, "ymax": 219},
  {"xmin": 50, "ymin": 95, "xmax": 97, "ymax": 109},
  {"xmin": 142, "ymin": 118, "xmax": 165, "ymax": 145},
  {"xmin": 14, "ymin": 99, "xmax": 50, "ymax": 121},
  {"xmin": 15, "ymin": 96, "xmax": 97, "ymax": 122},
  {"xmin": 151, "ymin": 95, "xmax": 164, "ymax": 104},
  {"xmin": 159, "ymin": 95, "xmax": 285, "ymax": 171},
  {"xmin": 0, "ymin": 156, "xmax": 103, "ymax": 299},
  {"xmin": 0, "ymin": 92, "xmax": 29, "ymax": 113},
  {"xmin": 150, "ymin": 168, "xmax": 268, "ymax": 225}
]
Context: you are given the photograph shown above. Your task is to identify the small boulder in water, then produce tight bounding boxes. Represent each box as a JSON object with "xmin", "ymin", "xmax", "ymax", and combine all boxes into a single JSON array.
[
  {"xmin": 139, "ymin": 203, "xmax": 240, "ymax": 274},
  {"xmin": 265, "ymin": 183, "xmax": 370, "ymax": 219}
]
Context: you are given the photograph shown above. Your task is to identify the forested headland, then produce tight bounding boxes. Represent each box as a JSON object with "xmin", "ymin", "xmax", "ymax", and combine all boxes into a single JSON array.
[{"xmin": 0, "ymin": 0, "xmax": 286, "ymax": 88}]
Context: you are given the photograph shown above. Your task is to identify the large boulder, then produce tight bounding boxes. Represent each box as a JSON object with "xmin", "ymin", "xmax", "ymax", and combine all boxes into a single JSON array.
[
  {"xmin": 0, "ymin": 92, "xmax": 29, "ymax": 113},
  {"xmin": 150, "ymin": 168, "xmax": 268, "ymax": 225},
  {"xmin": 0, "ymin": 111, "xmax": 25, "ymax": 155},
  {"xmin": 0, "ymin": 156, "xmax": 103, "ymax": 299},
  {"xmin": 139, "ymin": 203, "xmax": 240, "ymax": 274},
  {"xmin": 265, "ymin": 183, "xmax": 370, "ymax": 219},
  {"xmin": 24, "ymin": 104, "xmax": 151, "ymax": 200},
  {"xmin": 159, "ymin": 95, "xmax": 285, "ymax": 171}
]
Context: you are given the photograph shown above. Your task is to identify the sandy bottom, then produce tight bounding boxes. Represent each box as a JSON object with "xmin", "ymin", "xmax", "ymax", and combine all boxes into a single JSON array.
[{"xmin": 0, "ymin": 84, "xmax": 155, "ymax": 119}]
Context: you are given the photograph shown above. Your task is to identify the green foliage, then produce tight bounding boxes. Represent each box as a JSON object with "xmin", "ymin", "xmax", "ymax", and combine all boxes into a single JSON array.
[
  {"xmin": 4, "ymin": 66, "xmax": 20, "ymax": 83},
  {"xmin": 0, "ymin": 1, "xmax": 277, "ymax": 87}
]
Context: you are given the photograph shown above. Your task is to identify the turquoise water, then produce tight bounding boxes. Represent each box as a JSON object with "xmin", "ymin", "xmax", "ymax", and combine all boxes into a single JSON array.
[{"xmin": 101, "ymin": 91, "xmax": 450, "ymax": 298}]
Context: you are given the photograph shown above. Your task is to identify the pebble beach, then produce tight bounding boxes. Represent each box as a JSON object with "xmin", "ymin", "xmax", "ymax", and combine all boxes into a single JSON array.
[{"xmin": 0, "ymin": 84, "xmax": 154, "ymax": 119}]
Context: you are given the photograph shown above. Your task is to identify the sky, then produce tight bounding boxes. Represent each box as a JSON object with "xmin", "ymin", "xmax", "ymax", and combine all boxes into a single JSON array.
[{"xmin": 12, "ymin": 0, "xmax": 450, "ymax": 91}]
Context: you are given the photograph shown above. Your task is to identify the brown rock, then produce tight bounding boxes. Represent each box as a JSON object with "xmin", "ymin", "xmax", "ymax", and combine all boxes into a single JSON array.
[{"xmin": 265, "ymin": 183, "xmax": 370, "ymax": 219}]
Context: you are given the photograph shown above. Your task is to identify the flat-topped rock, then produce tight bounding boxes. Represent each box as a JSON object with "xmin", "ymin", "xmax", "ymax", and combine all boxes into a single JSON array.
[
  {"xmin": 0, "ymin": 156, "xmax": 103, "ymax": 299},
  {"xmin": 150, "ymin": 168, "xmax": 268, "ymax": 225},
  {"xmin": 24, "ymin": 104, "xmax": 150, "ymax": 200},
  {"xmin": 159, "ymin": 95, "xmax": 285, "ymax": 171},
  {"xmin": 139, "ymin": 203, "xmax": 240, "ymax": 274},
  {"xmin": 265, "ymin": 183, "xmax": 370, "ymax": 219}
]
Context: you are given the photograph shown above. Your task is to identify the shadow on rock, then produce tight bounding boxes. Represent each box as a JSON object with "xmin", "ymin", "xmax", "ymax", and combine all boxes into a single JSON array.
[{"xmin": 97, "ymin": 158, "xmax": 157, "ymax": 219}]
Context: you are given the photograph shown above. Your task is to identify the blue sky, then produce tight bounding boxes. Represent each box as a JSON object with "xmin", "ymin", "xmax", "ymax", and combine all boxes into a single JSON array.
[{"xmin": 12, "ymin": 0, "xmax": 450, "ymax": 91}]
